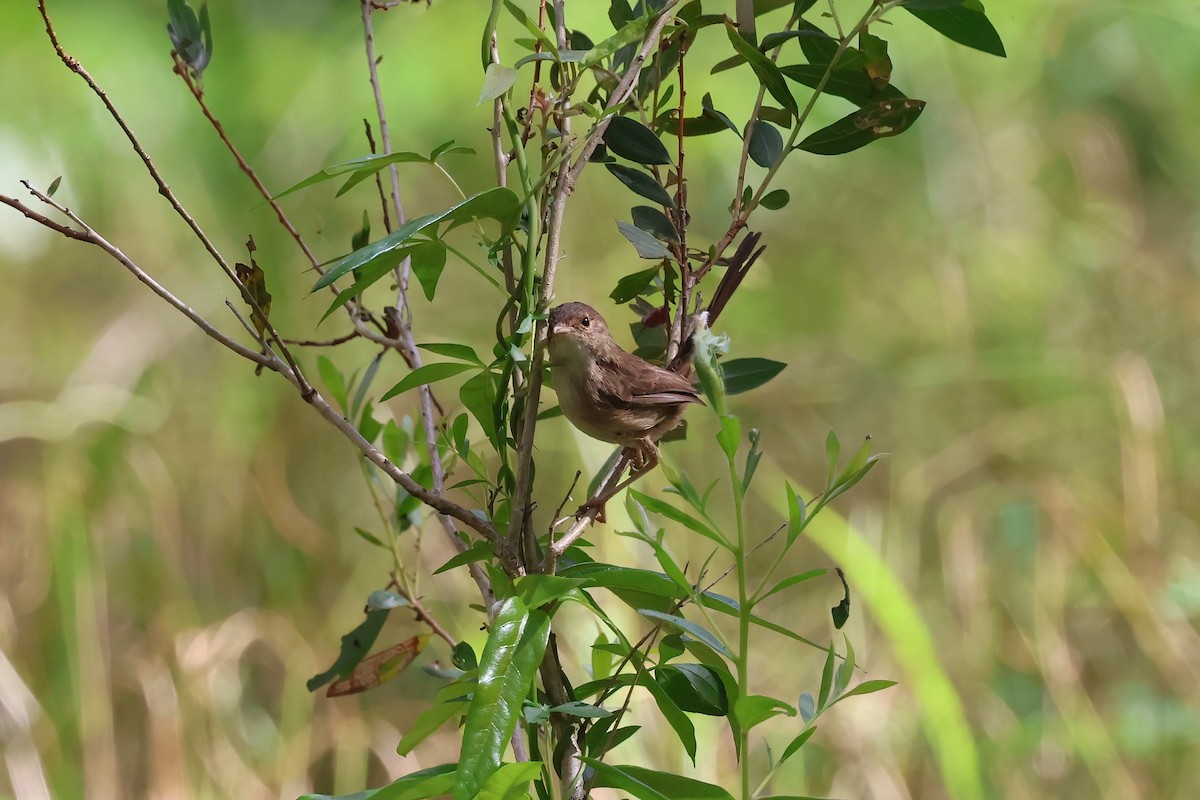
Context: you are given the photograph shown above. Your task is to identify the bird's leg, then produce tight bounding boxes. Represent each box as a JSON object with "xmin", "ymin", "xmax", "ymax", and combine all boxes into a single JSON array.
[{"xmin": 577, "ymin": 440, "xmax": 660, "ymax": 517}]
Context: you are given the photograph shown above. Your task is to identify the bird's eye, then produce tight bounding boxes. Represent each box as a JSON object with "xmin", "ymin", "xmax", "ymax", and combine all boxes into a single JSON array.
[{"xmin": 581, "ymin": 316, "xmax": 590, "ymax": 328}]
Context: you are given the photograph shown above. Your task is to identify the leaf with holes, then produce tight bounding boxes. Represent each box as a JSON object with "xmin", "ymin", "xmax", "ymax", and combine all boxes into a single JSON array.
[{"xmin": 798, "ymin": 98, "xmax": 926, "ymax": 156}]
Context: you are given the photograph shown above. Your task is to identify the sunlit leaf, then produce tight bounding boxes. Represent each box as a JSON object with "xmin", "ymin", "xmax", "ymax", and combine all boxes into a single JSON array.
[
  {"xmin": 798, "ymin": 98, "xmax": 927, "ymax": 156},
  {"xmin": 381, "ymin": 363, "xmax": 477, "ymax": 401}
]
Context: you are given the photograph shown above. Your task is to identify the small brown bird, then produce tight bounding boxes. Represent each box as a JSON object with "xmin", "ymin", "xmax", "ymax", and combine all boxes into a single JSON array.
[{"xmin": 547, "ymin": 302, "xmax": 703, "ymax": 473}]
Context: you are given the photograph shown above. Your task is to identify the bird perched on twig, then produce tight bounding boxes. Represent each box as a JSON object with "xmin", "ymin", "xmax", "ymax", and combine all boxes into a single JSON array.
[{"xmin": 547, "ymin": 301, "xmax": 703, "ymax": 476}]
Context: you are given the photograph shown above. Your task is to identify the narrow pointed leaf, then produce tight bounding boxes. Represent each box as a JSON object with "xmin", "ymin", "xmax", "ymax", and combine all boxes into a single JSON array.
[{"xmin": 905, "ymin": 2, "xmax": 1006, "ymax": 57}]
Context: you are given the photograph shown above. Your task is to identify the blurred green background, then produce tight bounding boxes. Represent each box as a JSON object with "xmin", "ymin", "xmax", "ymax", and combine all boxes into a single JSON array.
[{"xmin": 2, "ymin": 1, "xmax": 1199, "ymax": 798}]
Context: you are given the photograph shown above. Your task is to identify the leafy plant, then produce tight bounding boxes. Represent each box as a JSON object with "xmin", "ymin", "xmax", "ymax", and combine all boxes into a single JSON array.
[{"xmin": 0, "ymin": 0, "xmax": 1004, "ymax": 798}]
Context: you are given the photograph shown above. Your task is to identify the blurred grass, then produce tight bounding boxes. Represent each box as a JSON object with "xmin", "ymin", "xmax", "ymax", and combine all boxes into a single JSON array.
[{"xmin": 3, "ymin": 1, "xmax": 1200, "ymax": 799}]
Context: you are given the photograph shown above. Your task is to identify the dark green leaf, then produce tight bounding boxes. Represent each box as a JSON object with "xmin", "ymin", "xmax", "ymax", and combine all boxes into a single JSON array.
[
  {"xmin": 760, "ymin": 189, "xmax": 790, "ymax": 210},
  {"xmin": 720, "ymin": 357, "xmax": 786, "ymax": 394},
  {"xmin": 657, "ymin": 664, "xmax": 729, "ymax": 715},
  {"xmin": 460, "ymin": 370, "xmax": 500, "ymax": 448},
  {"xmin": 374, "ymin": 763, "xmax": 458, "ymax": 800},
  {"xmin": 434, "ymin": 540, "xmax": 494, "ymax": 575},
  {"xmin": 314, "ymin": 189, "xmax": 521, "ymax": 290},
  {"xmin": 832, "ymin": 568, "xmax": 850, "ymax": 629},
  {"xmin": 452, "ymin": 642, "xmax": 477, "ymax": 671},
  {"xmin": 632, "ymin": 206, "xmax": 681, "ymax": 243},
  {"xmin": 381, "ymin": 362, "xmax": 476, "ymax": 401},
  {"xmin": 417, "ymin": 342, "xmax": 484, "ymax": 365},
  {"xmin": 798, "ymin": 98, "xmax": 927, "ymax": 156},
  {"xmin": 453, "ymin": 597, "xmax": 550, "ymax": 800},
  {"xmin": 307, "ymin": 609, "xmax": 388, "ymax": 691},
  {"xmin": 724, "ymin": 23, "xmax": 798, "ymax": 115},
  {"xmin": 780, "ymin": 64, "xmax": 907, "ymax": 106},
  {"xmin": 617, "ymin": 221, "xmax": 674, "ymax": 260},
  {"xmin": 606, "ymin": 164, "xmax": 676, "ymax": 208},
  {"xmin": 604, "ymin": 116, "xmax": 672, "ymax": 165},
  {"xmin": 47, "ymin": 176, "xmax": 62, "ymax": 197},
  {"xmin": 410, "ymin": 241, "xmax": 448, "ymax": 301},
  {"xmin": 638, "ymin": 609, "xmax": 733, "ymax": 661},
  {"xmin": 584, "ymin": 760, "xmax": 734, "ymax": 800},
  {"xmin": 746, "ymin": 120, "xmax": 783, "ymax": 168},
  {"xmin": 905, "ymin": 1, "xmax": 1006, "ymax": 57},
  {"xmin": 478, "ymin": 63, "xmax": 519, "ymax": 105}
]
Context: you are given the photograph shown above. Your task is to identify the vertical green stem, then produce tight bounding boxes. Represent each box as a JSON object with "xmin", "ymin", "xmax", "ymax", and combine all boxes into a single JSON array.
[{"xmin": 728, "ymin": 450, "xmax": 751, "ymax": 800}]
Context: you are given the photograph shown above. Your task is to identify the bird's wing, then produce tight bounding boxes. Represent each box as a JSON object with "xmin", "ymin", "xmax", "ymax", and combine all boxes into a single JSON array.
[{"xmin": 597, "ymin": 351, "xmax": 704, "ymax": 408}]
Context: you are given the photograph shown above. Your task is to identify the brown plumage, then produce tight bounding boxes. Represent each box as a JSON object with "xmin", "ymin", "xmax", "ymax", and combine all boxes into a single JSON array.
[{"xmin": 547, "ymin": 302, "xmax": 703, "ymax": 470}]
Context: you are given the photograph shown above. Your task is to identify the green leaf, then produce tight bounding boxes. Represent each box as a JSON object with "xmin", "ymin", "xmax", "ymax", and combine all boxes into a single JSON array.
[
  {"xmin": 606, "ymin": 164, "xmax": 676, "ymax": 208},
  {"xmin": 720, "ymin": 358, "xmax": 786, "ymax": 394},
  {"xmin": 905, "ymin": 1, "xmax": 1006, "ymax": 57},
  {"xmin": 758, "ymin": 568, "xmax": 826, "ymax": 604},
  {"xmin": 734, "ymin": 694, "xmax": 796, "ymax": 730},
  {"xmin": 478, "ymin": 63, "xmax": 519, "ymax": 105},
  {"xmin": 472, "ymin": 762, "xmax": 543, "ymax": 800},
  {"xmin": 374, "ymin": 764, "xmax": 458, "ymax": 800},
  {"xmin": 629, "ymin": 490, "xmax": 729, "ymax": 550},
  {"xmin": 656, "ymin": 663, "xmax": 729, "ymax": 715},
  {"xmin": 396, "ymin": 687, "xmax": 471, "ymax": 755},
  {"xmin": 307, "ymin": 609, "xmax": 388, "ymax": 691},
  {"xmin": 434, "ymin": 540, "xmax": 493, "ymax": 575},
  {"xmin": 314, "ymin": 188, "xmax": 521, "ymax": 290},
  {"xmin": 584, "ymin": 761, "xmax": 734, "ymax": 800},
  {"xmin": 504, "ymin": 0, "xmax": 557, "ymax": 52},
  {"xmin": 779, "ymin": 726, "xmax": 818, "ymax": 765},
  {"xmin": 638, "ymin": 609, "xmax": 733, "ymax": 661},
  {"xmin": 798, "ymin": 98, "xmax": 927, "ymax": 156},
  {"xmin": 317, "ymin": 243, "xmax": 425, "ymax": 323},
  {"xmin": 417, "ymin": 342, "xmax": 484, "ymax": 365},
  {"xmin": 582, "ymin": 14, "xmax": 650, "ymax": 69},
  {"xmin": 318, "ymin": 355, "xmax": 348, "ymax": 413},
  {"xmin": 784, "ymin": 482, "xmax": 808, "ymax": 548},
  {"xmin": 274, "ymin": 151, "xmax": 431, "ymax": 201},
  {"xmin": 609, "ymin": 266, "xmax": 661, "ymax": 304},
  {"xmin": 549, "ymin": 701, "xmax": 612, "ymax": 718},
  {"xmin": 780, "ymin": 64, "xmax": 907, "ymax": 106},
  {"xmin": 746, "ymin": 120, "xmax": 783, "ymax": 168},
  {"xmin": 639, "ymin": 674, "xmax": 697, "ymax": 762},
  {"xmin": 835, "ymin": 679, "xmax": 898, "ymax": 702},
  {"xmin": 835, "ymin": 634, "xmax": 856, "ymax": 695},
  {"xmin": 604, "ymin": 116, "xmax": 672, "ymax": 165},
  {"xmin": 818, "ymin": 641, "xmax": 836, "ymax": 709},
  {"xmin": 617, "ymin": 221, "xmax": 674, "ymax": 260},
  {"xmin": 410, "ymin": 241, "xmax": 448, "ymax": 301},
  {"xmin": 716, "ymin": 415, "xmax": 740, "ymax": 462},
  {"xmin": 47, "ymin": 176, "xmax": 62, "ymax": 197},
  {"xmin": 760, "ymin": 189, "xmax": 790, "ymax": 210},
  {"xmin": 825, "ymin": 429, "xmax": 842, "ymax": 489},
  {"xmin": 381, "ymin": 363, "xmax": 477, "ymax": 401},
  {"xmin": 354, "ymin": 527, "xmax": 386, "ymax": 548},
  {"xmin": 516, "ymin": 574, "xmax": 587, "ymax": 609},
  {"xmin": 460, "ymin": 370, "xmax": 500, "ymax": 448},
  {"xmin": 453, "ymin": 597, "xmax": 551, "ymax": 800},
  {"xmin": 723, "ymin": 23, "xmax": 797, "ymax": 115},
  {"xmin": 631, "ymin": 206, "xmax": 680, "ymax": 243}
]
